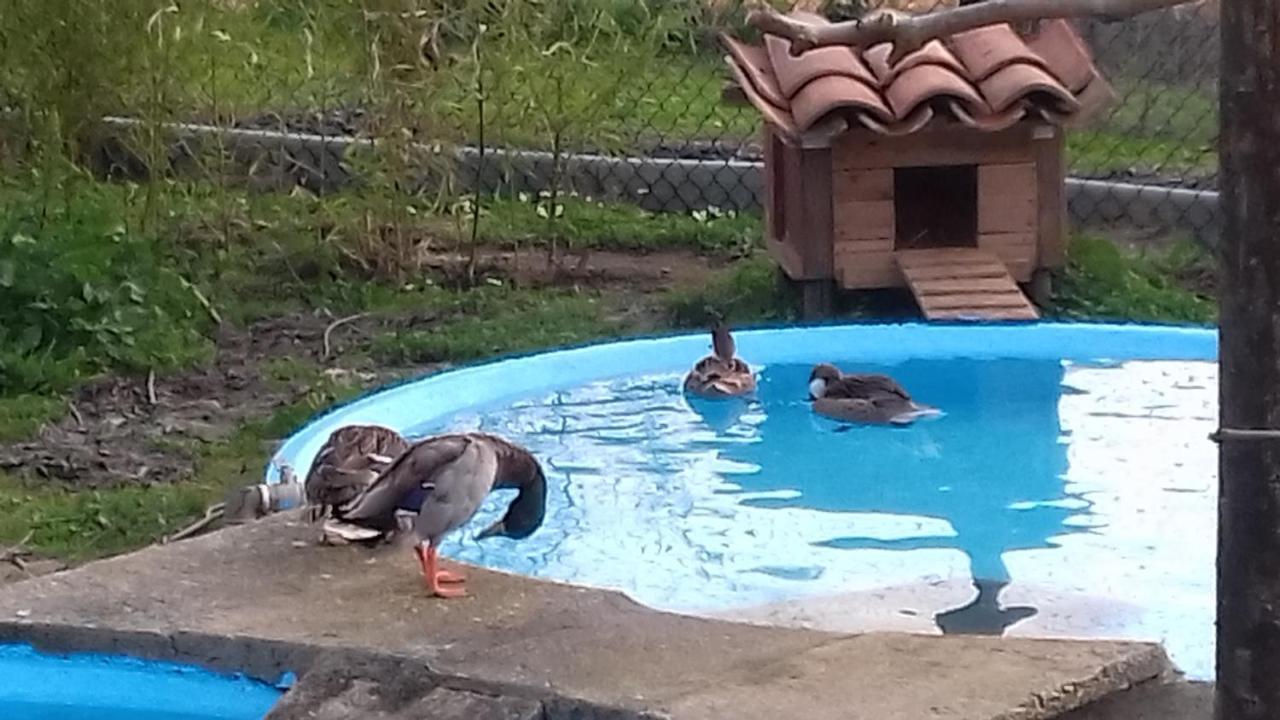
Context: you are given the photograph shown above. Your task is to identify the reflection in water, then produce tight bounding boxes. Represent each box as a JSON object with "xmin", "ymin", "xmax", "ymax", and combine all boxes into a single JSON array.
[
  {"xmin": 935, "ymin": 579, "xmax": 1038, "ymax": 635},
  {"xmin": 714, "ymin": 359, "xmax": 1077, "ymax": 637},
  {"xmin": 407, "ymin": 356, "xmax": 1217, "ymax": 680}
]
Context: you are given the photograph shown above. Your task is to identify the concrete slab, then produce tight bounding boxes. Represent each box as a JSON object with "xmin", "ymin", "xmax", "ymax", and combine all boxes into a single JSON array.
[
  {"xmin": 0, "ymin": 514, "xmax": 1172, "ymax": 719},
  {"xmin": 1060, "ymin": 680, "xmax": 1212, "ymax": 720}
]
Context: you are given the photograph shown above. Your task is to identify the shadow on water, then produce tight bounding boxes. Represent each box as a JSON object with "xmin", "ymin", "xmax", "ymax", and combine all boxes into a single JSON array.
[{"xmin": 708, "ymin": 357, "xmax": 1092, "ymax": 635}]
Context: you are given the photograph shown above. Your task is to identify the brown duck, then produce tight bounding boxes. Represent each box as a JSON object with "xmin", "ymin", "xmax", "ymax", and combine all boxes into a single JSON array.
[
  {"xmin": 323, "ymin": 432, "xmax": 547, "ymax": 598},
  {"xmin": 684, "ymin": 323, "xmax": 757, "ymax": 398},
  {"xmin": 807, "ymin": 363, "xmax": 939, "ymax": 425},
  {"xmin": 304, "ymin": 424, "xmax": 410, "ymax": 524}
]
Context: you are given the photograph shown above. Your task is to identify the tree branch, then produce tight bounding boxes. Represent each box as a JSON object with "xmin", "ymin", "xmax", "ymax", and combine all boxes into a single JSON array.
[{"xmin": 746, "ymin": 0, "xmax": 1196, "ymax": 62}]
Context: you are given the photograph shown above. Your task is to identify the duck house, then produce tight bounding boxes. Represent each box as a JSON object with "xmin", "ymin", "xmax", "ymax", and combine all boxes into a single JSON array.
[{"xmin": 722, "ymin": 14, "xmax": 1114, "ymax": 320}]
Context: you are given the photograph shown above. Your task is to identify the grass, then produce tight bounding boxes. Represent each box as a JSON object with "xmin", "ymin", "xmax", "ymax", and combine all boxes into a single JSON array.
[
  {"xmin": 665, "ymin": 254, "xmax": 799, "ymax": 327},
  {"xmin": 1049, "ymin": 234, "xmax": 1216, "ymax": 323},
  {"xmin": 477, "ymin": 195, "xmax": 759, "ymax": 254},
  {"xmin": 0, "ymin": 395, "xmax": 66, "ymax": 443},
  {"xmin": 371, "ymin": 286, "xmax": 623, "ymax": 365}
]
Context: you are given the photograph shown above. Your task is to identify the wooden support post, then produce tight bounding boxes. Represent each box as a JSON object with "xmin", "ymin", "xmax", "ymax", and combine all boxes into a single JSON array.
[
  {"xmin": 1216, "ymin": 0, "xmax": 1280, "ymax": 716},
  {"xmin": 794, "ymin": 144, "xmax": 835, "ymax": 318}
]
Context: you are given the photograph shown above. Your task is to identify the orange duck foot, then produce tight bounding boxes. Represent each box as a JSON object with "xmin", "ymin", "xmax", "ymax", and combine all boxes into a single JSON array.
[{"xmin": 415, "ymin": 544, "xmax": 468, "ymax": 599}]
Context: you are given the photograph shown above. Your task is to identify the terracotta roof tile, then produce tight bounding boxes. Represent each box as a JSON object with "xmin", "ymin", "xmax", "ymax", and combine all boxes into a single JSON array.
[
  {"xmin": 1025, "ymin": 19, "xmax": 1097, "ymax": 92},
  {"xmin": 722, "ymin": 13, "xmax": 1112, "ymax": 141},
  {"xmin": 947, "ymin": 24, "xmax": 1047, "ymax": 81},
  {"xmin": 978, "ymin": 61, "xmax": 1079, "ymax": 113}
]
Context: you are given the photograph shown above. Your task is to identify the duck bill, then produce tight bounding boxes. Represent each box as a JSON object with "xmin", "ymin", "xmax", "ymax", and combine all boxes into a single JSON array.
[{"xmin": 475, "ymin": 520, "xmax": 505, "ymax": 540}]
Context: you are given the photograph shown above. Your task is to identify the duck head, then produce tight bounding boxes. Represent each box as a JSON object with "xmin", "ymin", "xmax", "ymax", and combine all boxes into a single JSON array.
[
  {"xmin": 808, "ymin": 363, "xmax": 843, "ymax": 399},
  {"xmin": 475, "ymin": 464, "xmax": 547, "ymax": 540}
]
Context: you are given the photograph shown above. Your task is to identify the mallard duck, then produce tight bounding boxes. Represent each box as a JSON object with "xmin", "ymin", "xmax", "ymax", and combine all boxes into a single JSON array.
[
  {"xmin": 303, "ymin": 424, "xmax": 410, "ymax": 524},
  {"xmin": 323, "ymin": 432, "xmax": 546, "ymax": 598},
  {"xmin": 684, "ymin": 323, "xmax": 757, "ymax": 398},
  {"xmin": 808, "ymin": 362, "xmax": 939, "ymax": 425}
]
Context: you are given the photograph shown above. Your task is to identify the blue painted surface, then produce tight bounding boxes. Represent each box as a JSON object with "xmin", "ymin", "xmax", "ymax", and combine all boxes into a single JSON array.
[
  {"xmin": 0, "ymin": 643, "xmax": 284, "ymax": 720},
  {"xmin": 271, "ymin": 321, "xmax": 1220, "ymax": 680}
]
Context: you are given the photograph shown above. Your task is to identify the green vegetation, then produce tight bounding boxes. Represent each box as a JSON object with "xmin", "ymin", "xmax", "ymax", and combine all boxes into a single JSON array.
[
  {"xmin": 480, "ymin": 195, "xmax": 757, "ymax": 254},
  {"xmin": 371, "ymin": 287, "xmax": 621, "ymax": 365},
  {"xmin": 1049, "ymin": 234, "xmax": 1216, "ymax": 323},
  {"xmin": 665, "ymin": 255, "xmax": 799, "ymax": 327}
]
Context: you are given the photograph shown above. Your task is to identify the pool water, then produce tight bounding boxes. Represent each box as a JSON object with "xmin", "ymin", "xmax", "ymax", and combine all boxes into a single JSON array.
[
  {"xmin": 0, "ymin": 643, "xmax": 284, "ymax": 720},
  {"xmin": 412, "ymin": 356, "xmax": 1216, "ymax": 680}
]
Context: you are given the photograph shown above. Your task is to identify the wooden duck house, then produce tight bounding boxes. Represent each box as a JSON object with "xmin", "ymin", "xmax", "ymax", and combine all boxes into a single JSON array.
[{"xmin": 722, "ymin": 14, "xmax": 1114, "ymax": 320}]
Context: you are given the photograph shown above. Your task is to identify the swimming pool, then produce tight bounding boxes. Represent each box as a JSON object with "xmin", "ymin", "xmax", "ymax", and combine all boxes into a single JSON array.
[
  {"xmin": 272, "ymin": 322, "xmax": 1218, "ymax": 680},
  {"xmin": 0, "ymin": 642, "xmax": 285, "ymax": 719}
]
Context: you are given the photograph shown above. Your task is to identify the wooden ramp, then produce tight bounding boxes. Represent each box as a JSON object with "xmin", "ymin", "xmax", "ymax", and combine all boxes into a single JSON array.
[{"xmin": 895, "ymin": 248, "xmax": 1040, "ymax": 321}]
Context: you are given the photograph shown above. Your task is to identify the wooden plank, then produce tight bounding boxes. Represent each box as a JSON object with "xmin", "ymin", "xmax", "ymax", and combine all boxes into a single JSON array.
[
  {"xmin": 979, "ymin": 231, "xmax": 1037, "ymax": 249},
  {"xmin": 929, "ymin": 306, "xmax": 1040, "ymax": 321},
  {"xmin": 834, "ymin": 124, "xmax": 1036, "ymax": 171},
  {"xmin": 835, "ymin": 250, "xmax": 898, "ymax": 289},
  {"xmin": 794, "ymin": 145, "xmax": 835, "ymax": 281},
  {"xmin": 894, "ymin": 247, "xmax": 1039, "ymax": 321},
  {"xmin": 1034, "ymin": 127, "xmax": 1068, "ymax": 268},
  {"xmin": 897, "ymin": 263, "xmax": 1009, "ymax": 280},
  {"xmin": 920, "ymin": 293, "xmax": 1034, "ymax": 310},
  {"xmin": 895, "ymin": 248, "xmax": 1005, "ymax": 267},
  {"xmin": 835, "ymin": 238, "xmax": 894, "ymax": 255},
  {"xmin": 834, "ymin": 199, "xmax": 894, "ymax": 242},
  {"xmin": 838, "ymin": 265, "xmax": 901, "ymax": 289},
  {"xmin": 978, "ymin": 163, "xmax": 1038, "ymax": 233},
  {"xmin": 833, "ymin": 168, "xmax": 893, "ymax": 202},
  {"xmin": 913, "ymin": 278, "xmax": 1025, "ymax": 294}
]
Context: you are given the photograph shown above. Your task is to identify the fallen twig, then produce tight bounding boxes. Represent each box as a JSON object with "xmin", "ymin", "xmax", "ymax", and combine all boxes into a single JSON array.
[
  {"xmin": 1, "ymin": 531, "xmax": 34, "ymax": 569},
  {"xmin": 146, "ymin": 369, "xmax": 158, "ymax": 406},
  {"xmin": 322, "ymin": 312, "xmax": 370, "ymax": 359},
  {"xmin": 163, "ymin": 502, "xmax": 226, "ymax": 544},
  {"xmin": 67, "ymin": 401, "xmax": 84, "ymax": 429}
]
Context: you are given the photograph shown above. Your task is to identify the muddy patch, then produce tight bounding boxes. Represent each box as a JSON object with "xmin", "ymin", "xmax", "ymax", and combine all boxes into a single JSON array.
[
  {"xmin": 0, "ymin": 314, "xmax": 417, "ymax": 490},
  {"xmin": 420, "ymin": 246, "xmax": 727, "ymax": 293}
]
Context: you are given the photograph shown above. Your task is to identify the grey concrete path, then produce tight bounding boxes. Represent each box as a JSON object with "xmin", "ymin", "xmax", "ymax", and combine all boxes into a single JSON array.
[{"xmin": 0, "ymin": 513, "xmax": 1174, "ymax": 719}]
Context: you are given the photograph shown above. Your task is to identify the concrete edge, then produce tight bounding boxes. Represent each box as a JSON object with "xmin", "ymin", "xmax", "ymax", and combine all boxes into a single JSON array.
[
  {"xmin": 997, "ymin": 641, "xmax": 1174, "ymax": 720},
  {"xmin": 0, "ymin": 621, "xmax": 666, "ymax": 720},
  {"xmin": 90, "ymin": 116, "xmax": 1220, "ymax": 246}
]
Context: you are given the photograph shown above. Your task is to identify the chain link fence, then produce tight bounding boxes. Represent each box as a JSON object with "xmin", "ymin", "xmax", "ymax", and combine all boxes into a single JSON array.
[{"xmin": 4, "ymin": 0, "xmax": 1222, "ymax": 249}]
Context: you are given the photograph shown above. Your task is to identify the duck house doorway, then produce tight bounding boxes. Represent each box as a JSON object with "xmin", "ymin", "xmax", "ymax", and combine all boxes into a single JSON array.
[{"xmin": 893, "ymin": 164, "xmax": 978, "ymax": 251}]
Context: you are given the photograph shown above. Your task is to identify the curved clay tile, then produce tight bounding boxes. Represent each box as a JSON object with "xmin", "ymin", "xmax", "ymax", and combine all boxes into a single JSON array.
[
  {"xmin": 765, "ymin": 35, "xmax": 877, "ymax": 98},
  {"xmin": 861, "ymin": 105, "xmax": 935, "ymax": 136},
  {"xmin": 883, "ymin": 63, "xmax": 989, "ymax": 119},
  {"xmin": 1025, "ymin": 19, "xmax": 1097, "ymax": 93},
  {"xmin": 790, "ymin": 74, "xmax": 895, "ymax": 132},
  {"xmin": 724, "ymin": 59, "xmax": 799, "ymax": 137},
  {"xmin": 947, "ymin": 24, "xmax": 1050, "ymax": 82},
  {"xmin": 978, "ymin": 62, "xmax": 1080, "ymax": 114},
  {"xmin": 947, "ymin": 100, "xmax": 1028, "ymax": 132},
  {"xmin": 864, "ymin": 40, "xmax": 968, "ymax": 85},
  {"xmin": 720, "ymin": 34, "xmax": 790, "ymax": 109}
]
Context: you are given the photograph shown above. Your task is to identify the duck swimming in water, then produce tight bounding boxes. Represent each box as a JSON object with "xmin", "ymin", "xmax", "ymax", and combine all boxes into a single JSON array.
[
  {"xmin": 684, "ymin": 323, "xmax": 757, "ymax": 398},
  {"xmin": 304, "ymin": 424, "xmax": 410, "ymax": 525},
  {"xmin": 807, "ymin": 363, "xmax": 939, "ymax": 425},
  {"xmin": 323, "ymin": 432, "xmax": 546, "ymax": 598}
]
